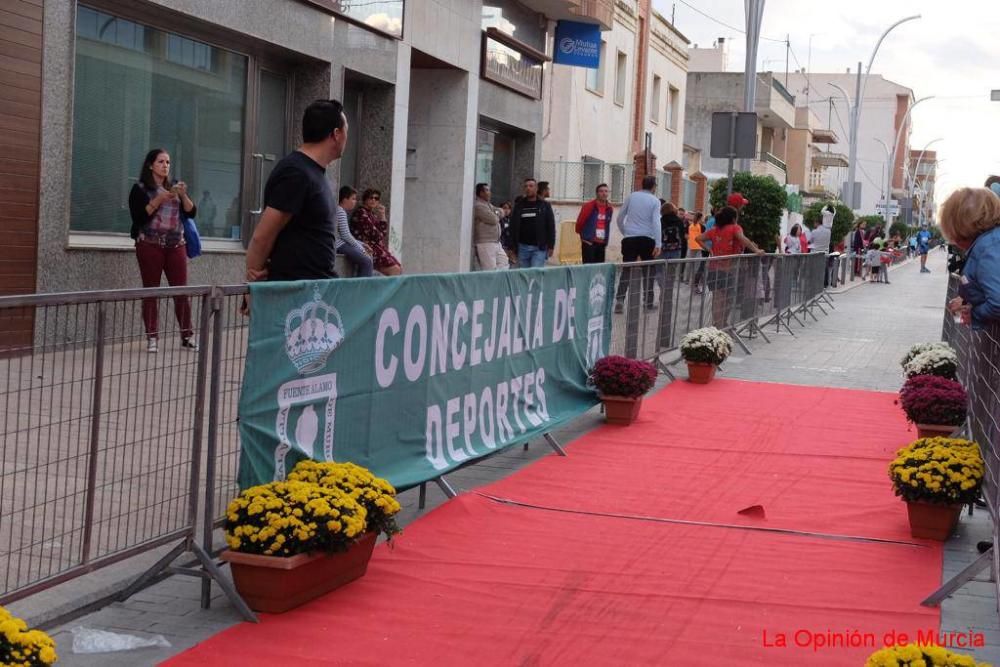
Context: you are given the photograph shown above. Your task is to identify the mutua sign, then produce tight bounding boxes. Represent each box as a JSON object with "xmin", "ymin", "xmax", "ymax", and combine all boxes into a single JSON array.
[{"xmin": 553, "ymin": 20, "xmax": 601, "ymax": 69}]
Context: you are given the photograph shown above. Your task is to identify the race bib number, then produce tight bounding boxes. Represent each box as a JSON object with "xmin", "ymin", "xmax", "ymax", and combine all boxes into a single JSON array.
[{"xmin": 595, "ymin": 227, "xmax": 607, "ymax": 241}]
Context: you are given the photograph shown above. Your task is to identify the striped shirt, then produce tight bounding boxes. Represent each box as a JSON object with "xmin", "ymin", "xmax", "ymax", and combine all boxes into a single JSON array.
[{"xmin": 335, "ymin": 206, "xmax": 363, "ymax": 251}]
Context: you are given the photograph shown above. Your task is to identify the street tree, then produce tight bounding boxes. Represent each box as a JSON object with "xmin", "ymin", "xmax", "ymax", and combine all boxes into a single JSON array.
[
  {"xmin": 803, "ymin": 200, "xmax": 854, "ymax": 250},
  {"xmin": 709, "ymin": 172, "xmax": 787, "ymax": 252}
]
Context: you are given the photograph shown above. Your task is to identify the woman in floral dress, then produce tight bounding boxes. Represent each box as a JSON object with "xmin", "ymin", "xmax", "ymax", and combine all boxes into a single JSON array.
[{"xmin": 349, "ymin": 188, "xmax": 401, "ymax": 275}]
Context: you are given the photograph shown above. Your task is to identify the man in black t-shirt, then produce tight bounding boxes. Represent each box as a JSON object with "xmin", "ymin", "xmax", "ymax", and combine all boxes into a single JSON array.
[{"xmin": 245, "ymin": 99, "xmax": 349, "ymax": 283}]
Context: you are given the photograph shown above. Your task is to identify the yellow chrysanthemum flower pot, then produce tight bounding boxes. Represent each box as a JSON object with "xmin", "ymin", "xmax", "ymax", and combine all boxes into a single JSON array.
[
  {"xmin": 221, "ymin": 531, "xmax": 377, "ymax": 614},
  {"xmin": 905, "ymin": 501, "xmax": 963, "ymax": 540}
]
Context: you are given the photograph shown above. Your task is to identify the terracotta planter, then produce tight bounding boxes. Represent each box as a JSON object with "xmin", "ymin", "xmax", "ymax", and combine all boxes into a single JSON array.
[
  {"xmin": 601, "ymin": 395, "xmax": 643, "ymax": 425},
  {"xmin": 915, "ymin": 423, "xmax": 958, "ymax": 440},
  {"xmin": 221, "ymin": 532, "xmax": 377, "ymax": 613},
  {"xmin": 686, "ymin": 361, "xmax": 717, "ymax": 384},
  {"xmin": 905, "ymin": 501, "xmax": 963, "ymax": 540}
]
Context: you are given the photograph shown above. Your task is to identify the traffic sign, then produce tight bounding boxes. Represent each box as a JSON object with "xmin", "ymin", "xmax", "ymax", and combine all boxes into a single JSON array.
[{"xmin": 875, "ymin": 199, "xmax": 899, "ymax": 215}]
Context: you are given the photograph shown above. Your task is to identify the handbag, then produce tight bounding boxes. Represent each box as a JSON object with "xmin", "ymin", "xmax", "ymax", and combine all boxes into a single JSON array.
[{"xmin": 183, "ymin": 215, "xmax": 202, "ymax": 259}]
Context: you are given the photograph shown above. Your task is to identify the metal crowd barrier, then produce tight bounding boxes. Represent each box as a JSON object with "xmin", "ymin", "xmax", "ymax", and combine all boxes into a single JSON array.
[
  {"xmin": 0, "ymin": 286, "xmax": 254, "ymax": 623},
  {"xmin": 609, "ymin": 252, "xmax": 831, "ymax": 372},
  {"xmin": 0, "ymin": 253, "xmax": 832, "ymax": 622},
  {"xmin": 922, "ymin": 276, "xmax": 1000, "ymax": 613}
]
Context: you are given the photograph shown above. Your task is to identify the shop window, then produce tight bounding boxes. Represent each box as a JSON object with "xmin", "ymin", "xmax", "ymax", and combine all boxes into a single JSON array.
[{"xmin": 70, "ymin": 6, "xmax": 247, "ymax": 239}]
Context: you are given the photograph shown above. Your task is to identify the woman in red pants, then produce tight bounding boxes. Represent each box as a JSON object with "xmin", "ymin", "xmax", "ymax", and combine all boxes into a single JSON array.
[{"xmin": 128, "ymin": 148, "xmax": 198, "ymax": 353}]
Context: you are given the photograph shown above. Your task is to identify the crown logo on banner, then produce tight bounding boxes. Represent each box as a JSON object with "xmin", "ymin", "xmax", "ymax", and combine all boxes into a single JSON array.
[
  {"xmin": 589, "ymin": 274, "xmax": 607, "ymax": 317},
  {"xmin": 284, "ymin": 288, "xmax": 345, "ymax": 375}
]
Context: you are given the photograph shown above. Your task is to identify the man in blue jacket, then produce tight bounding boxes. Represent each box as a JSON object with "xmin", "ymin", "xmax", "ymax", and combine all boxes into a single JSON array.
[{"xmin": 575, "ymin": 183, "xmax": 613, "ymax": 264}]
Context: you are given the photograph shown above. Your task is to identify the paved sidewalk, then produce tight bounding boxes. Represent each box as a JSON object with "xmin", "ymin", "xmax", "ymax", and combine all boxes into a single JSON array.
[
  {"xmin": 41, "ymin": 247, "xmax": 999, "ymax": 665},
  {"xmin": 720, "ymin": 249, "xmax": 949, "ymax": 391}
]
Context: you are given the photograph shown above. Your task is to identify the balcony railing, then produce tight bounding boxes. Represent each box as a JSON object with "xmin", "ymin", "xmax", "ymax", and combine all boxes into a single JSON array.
[
  {"xmin": 813, "ymin": 150, "xmax": 849, "ymax": 168},
  {"xmin": 760, "ymin": 151, "xmax": 787, "ymax": 172},
  {"xmin": 752, "ymin": 152, "xmax": 787, "ymax": 183},
  {"xmin": 771, "ymin": 77, "xmax": 795, "ymax": 105},
  {"xmin": 807, "ymin": 169, "xmax": 828, "ymax": 194}
]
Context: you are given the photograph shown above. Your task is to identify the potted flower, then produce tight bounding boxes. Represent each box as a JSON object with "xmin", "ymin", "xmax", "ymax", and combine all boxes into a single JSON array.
[
  {"xmin": 588, "ymin": 355, "xmax": 657, "ymax": 425},
  {"xmin": 903, "ymin": 346, "xmax": 958, "ymax": 381},
  {"xmin": 287, "ymin": 460, "xmax": 402, "ymax": 540},
  {"xmin": 900, "ymin": 341, "xmax": 954, "ymax": 369},
  {"xmin": 222, "ymin": 462, "xmax": 400, "ymax": 613},
  {"xmin": 887, "ymin": 437, "xmax": 984, "ymax": 540},
  {"xmin": 866, "ymin": 642, "xmax": 989, "ymax": 666},
  {"xmin": 679, "ymin": 327, "xmax": 734, "ymax": 384},
  {"xmin": 0, "ymin": 604, "xmax": 59, "ymax": 666},
  {"xmin": 898, "ymin": 375, "xmax": 967, "ymax": 439}
]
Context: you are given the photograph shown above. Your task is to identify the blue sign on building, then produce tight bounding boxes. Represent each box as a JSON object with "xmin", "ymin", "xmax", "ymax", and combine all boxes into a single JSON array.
[{"xmin": 553, "ymin": 20, "xmax": 601, "ymax": 69}]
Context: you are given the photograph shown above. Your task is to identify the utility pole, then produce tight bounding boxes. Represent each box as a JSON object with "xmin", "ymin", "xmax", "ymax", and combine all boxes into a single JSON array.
[
  {"xmin": 785, "ymin": 34, "xmax": 790, "ymax": 88},
  {"xmin": 672, "ymin": 3, "xmax": 676, "ymax": 24},
  {"xmin": 741, "ymin": 0, "xmax": 765, "ymax": 173},
  {"xmin": 845, "ymin": 61, "xmax": 861, "ymax": 211}
]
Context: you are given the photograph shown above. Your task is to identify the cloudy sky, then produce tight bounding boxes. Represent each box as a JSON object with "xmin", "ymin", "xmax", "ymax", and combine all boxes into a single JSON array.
[{"xmin": 652, "ymin": 0, "xmax": 1000, "ymax": 204}]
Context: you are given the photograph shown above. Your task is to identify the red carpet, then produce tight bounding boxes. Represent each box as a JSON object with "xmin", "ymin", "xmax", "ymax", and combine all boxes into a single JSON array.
[{"xmin": 166, "ymin": 380, "xmax": 942, "ymax": 666}]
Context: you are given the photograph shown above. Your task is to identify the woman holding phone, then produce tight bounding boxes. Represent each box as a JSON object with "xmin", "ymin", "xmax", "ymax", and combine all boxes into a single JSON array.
[{"xmin": 128, "ymin": 148, "xmax": 198, "ymax": 353}]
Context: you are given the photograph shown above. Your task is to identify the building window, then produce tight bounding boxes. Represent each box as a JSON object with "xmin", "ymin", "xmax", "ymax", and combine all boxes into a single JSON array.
[
  {"xmin": 71, "ymin": 7, "xmax": 247, "ymax": 239},
  {"xmin": 667, "ymin": 85, "xmax": 680, "ymax": 131},
  {"xmin": 482, "ymin": 1, "xmax": 545, "ymax": 52},
  {"xmin": 650, "ymin": 75, "xmax": 661, "ymax": 123},
  {"xmin": 585, "ymin": 41, "xmax": 606, "ymax": 94},
  {"xmin": 614, "ymin": 50, "xmax": 627, "ymax": 106},
  {"xmin": 317, "ymin": 0, "xmax": 404, "ymax": 39}
]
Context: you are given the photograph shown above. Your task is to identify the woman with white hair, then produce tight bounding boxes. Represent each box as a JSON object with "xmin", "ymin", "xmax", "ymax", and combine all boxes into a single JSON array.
[{"xmin": 942, "ymin": 187, "xmax": 1000, "ymax": 328}]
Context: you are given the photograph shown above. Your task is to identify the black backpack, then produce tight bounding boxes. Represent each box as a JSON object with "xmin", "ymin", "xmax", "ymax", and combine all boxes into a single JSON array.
[{"xmin": 662, "ymin": 221, "xmax": 682, "ymax": 250}]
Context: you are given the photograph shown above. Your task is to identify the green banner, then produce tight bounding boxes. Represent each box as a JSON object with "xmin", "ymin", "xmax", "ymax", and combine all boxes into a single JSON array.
[{"xmin": 238, "ymin": 264, "xmax": 616, "ymax": 491}]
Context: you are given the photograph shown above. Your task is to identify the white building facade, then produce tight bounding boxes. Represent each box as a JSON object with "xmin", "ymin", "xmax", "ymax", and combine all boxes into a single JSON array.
[
  {"xmin": 541, "ymin": 1, "xmax": 689, "ymax": 259},
  {"xmin": 784, "ymin": 72, "xmax": 916, "ymax": 216},
  {"xmin": 18, "ymin": 0, "xmax": 615, "ymax": 300}
]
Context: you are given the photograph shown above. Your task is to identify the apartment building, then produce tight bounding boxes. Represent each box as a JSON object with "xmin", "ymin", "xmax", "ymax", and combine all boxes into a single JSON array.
[
  {"xmin": 684, "ymin": 70, "xmax": 797, "ymax": 185},
  {"xmin": 908, "ymin": 148, "xmax": 938, "ymax": 226},
  {"xmin": 1, "ymin": 0, "xmax": 614, "ymax": 303},
  {"xmin": 541, "ymin": 0, "xmax": 690, "ymax": 258},
  {"xmin": 781, "ymin": 106, "xmax": 848, "ymax": 206},
  {"xmin": 784, "ymin": 71, "xmax": 915, "ymax": 216}
]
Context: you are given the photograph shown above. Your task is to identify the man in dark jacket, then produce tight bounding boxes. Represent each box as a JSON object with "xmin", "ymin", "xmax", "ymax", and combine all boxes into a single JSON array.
[
  {"xmin": 851, "ymin": 221, "xmax": 867, "ymax": 277},
  {"xmin": 510, "ymin": 178, "xmax": 556, "ymax": 268},
  {"xmin": 575, "ymin": 183, "xmax": 613, "ymax": 264}
]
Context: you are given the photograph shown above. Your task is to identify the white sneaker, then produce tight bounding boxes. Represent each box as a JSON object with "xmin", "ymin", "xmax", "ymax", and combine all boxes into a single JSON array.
[
  {"xmin": 147, "ymin": 338, "xmax": 158, "ymax": 353},
  {"xmin": 181, "ymin": 337, "xmax": 199, "ymax": 351}
]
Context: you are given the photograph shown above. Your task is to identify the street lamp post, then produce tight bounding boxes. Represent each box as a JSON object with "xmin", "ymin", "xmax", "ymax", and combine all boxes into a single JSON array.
[
  {"xmin": 843, "ymin": 15, "xmax": 921, "ymax": 214},
  {"xmin": 875, "ymin": 138, "xmax": 892, "ymax": 220},
  {"xmin": 909, "ymin": 138, "xmax": 942, "ymax": 226},
  {"xmin": 910, "ymin": 138, "xmax": 942, "ymax": 195},
  {"xmin": 886, "ymin": 96, "xmax": 934, "ymax": 224}
]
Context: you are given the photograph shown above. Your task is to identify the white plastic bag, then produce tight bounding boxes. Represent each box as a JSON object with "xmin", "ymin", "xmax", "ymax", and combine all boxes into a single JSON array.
[{"xmin": 70, "ymin": 627, "xmax": 171, "ymax": 654}]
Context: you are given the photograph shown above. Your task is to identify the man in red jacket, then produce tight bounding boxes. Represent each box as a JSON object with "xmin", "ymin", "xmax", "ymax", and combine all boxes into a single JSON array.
[{"xmin": 576, "ymin": 183, "xmax": 613, "ymax": 264}]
